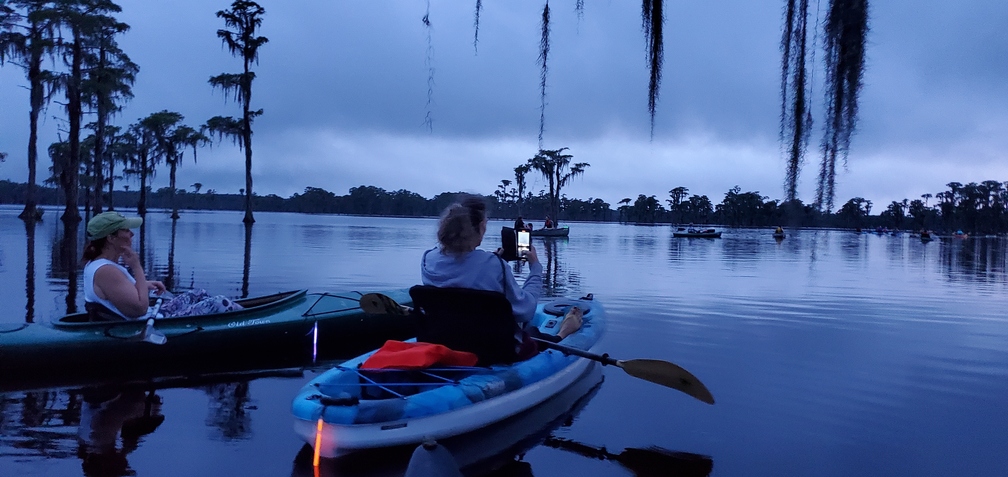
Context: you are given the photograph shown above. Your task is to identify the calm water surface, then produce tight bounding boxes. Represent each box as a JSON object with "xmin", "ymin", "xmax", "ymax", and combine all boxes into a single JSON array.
[{"xmin": 1, "ymin": 206, "xmax": 1007, "ymax": 476}]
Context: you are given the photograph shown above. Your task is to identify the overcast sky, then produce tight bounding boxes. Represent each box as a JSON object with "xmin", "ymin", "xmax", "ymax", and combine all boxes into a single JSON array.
[{"xmin": 1, "ymin": 0, "xmax": 1006, "ymax": 210}]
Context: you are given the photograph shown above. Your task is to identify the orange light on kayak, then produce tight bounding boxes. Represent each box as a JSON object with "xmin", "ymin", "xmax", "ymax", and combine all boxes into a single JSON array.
[{"xmin": 313, "ymin": 416, "xmax": 324, "ymax": 467}]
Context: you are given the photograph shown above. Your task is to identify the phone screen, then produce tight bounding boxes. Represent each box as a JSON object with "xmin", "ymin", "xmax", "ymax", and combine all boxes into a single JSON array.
[{"xmin": 517, "ymin": 230, "xmax": 530, "ymax": 257}]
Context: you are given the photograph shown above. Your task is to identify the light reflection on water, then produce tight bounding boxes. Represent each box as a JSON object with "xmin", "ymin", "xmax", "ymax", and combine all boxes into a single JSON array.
[{"xmin": 2, "ymin": 206, "xmax": 1008, "ymax": 476}]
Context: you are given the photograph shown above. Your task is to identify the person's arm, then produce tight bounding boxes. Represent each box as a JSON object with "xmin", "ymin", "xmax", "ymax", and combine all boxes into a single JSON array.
[
  {"xmin": 93, "ymin": 263, "xmax": 150, "ymax": 318},
  {"xmin": 502, "ymin": 246, "xmax": 542, "ymax": 325}
]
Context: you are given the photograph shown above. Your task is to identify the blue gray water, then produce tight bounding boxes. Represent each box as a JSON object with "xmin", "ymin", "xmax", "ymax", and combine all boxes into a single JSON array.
[{"xmin": 1, "ymin": 205, "xmax": 1007, "ymax": 476}]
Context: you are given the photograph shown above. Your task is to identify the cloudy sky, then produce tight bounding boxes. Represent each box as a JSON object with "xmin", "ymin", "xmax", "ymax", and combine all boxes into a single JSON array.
[{"xmin": 1, "ymin": 0, "xmax": 1006, "ymax": 210}]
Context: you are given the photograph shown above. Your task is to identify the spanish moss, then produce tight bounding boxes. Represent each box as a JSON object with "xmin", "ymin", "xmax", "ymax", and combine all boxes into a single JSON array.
[
  {"xmin": 815, "ymin": 0, "xmax": 868, "ymax": 212},
  {"xmin": 576, "ymin": 0, "xmax": 584, "ymax": 22},
  {"xmin": 423, "ymin": 1, "xmax": 434, "ymax": 132},
  {"xmin": 538, "ymin": 1, "xmax": 550, "ymax": 149},
  {"xmin": 779, "ymin": 0, "xmax": 812, "ymax": 203},
  {"xmin": 473, "ymin": 0, "xmax": 482, "ymax": 54},
  {"xmin": 642, "ymin": 0, "xmax": 664, "ymax": 138}
]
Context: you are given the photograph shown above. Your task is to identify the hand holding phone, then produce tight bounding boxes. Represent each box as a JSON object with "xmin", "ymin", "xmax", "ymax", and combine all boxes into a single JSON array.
[{"xmin": 517, "ymin": 230, "xmax": 530, "ymax": 259}]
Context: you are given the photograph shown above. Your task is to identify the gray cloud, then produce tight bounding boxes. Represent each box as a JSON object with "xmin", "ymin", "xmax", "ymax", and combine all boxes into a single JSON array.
[{"xmin": 1, "ymin": 0, "xmax": 1006, "ymax": 210}]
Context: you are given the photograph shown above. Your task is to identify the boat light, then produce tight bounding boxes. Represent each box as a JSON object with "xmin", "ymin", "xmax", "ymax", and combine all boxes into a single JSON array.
[
  {"xmin": 313, "ymin": 416, "xmax": 324, "ymax": 467},
  {"xmin": 312, "ymin": 321, "xmax": 319, "ymax": 363}
]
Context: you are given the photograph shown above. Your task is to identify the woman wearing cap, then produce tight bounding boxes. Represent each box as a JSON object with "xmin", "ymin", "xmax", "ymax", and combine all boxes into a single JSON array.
[
  {"xmin": 83, "ymin": 212, "xmax": 242, "ymax": 320},
  {"xmin": 82, "ymin": 212, "xmax": 167, "ymax": 319}
]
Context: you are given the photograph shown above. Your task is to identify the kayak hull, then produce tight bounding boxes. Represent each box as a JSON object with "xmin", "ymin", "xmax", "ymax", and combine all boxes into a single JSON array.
[
  {"xmin": 529, "ymin": 227, "xmax": 570, "ymax": 237},
  {"xmin": 673, "ymin": 232, "xmax": 722, "ymax": 238},
  {"xmin": 0, "ymin": 289, "xmax": 416, "ymax": 391},
  {"xmin": 291, "ymin": 296, "xmax": 605, "ymax": 457}
]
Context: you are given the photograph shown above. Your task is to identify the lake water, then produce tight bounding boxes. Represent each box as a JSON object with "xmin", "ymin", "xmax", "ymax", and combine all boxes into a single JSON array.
[{"xmin": 1, "ymin": 205, "xmax": 1007, "ymax": 476}]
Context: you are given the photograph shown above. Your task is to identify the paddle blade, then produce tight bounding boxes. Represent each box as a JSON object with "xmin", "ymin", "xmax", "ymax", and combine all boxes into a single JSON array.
[
  {"xmin": 140, "ymin": 318, "xmax": 167, "ymax": 345},
  {"xmin": 619, "ymin": 359, "xmax": 715, "ymax": 404}
]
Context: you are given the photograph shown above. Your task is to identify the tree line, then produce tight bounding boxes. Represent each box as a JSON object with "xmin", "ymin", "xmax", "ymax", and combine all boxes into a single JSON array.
[{"xmin": 5, "ymin": 179, "xmax": 1006, "ymax": 234}]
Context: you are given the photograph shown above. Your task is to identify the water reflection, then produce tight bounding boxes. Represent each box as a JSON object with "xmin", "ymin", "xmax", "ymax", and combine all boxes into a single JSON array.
[
  {"xmin": 24, "ymin": 219, "xmax": 36, "ymax": 323},
  {"xmin": 165, "ymin": 219, "xmax": 178, "ymax": 291},
  {"xmin": 243, "ymin": 223, "xmax": 253, "ymax": 298},
  {"xmin": 940, "ymin": 237, "xmax": 1008, "ymax": 284},
  {"xmin": 78, "ymin": 388, "xmax": 164, "ymax": 477},
  {"xmin": 539, "ymin": 237, "xmax": 580, "ymax": 298},
  {"xmin": 0, "ymin": 374, "xmax": 276, "ymax": 476},
  {"xmin": 541, "ymin": 437, "xmax": 713, "ymax": 477},
  {"xmin": 0, "ymin": 390, "xmax": 81, "ymax": 459},
  {"xmin": 203, "ymin": 381, "xmax": 253, "ymax": 441}
]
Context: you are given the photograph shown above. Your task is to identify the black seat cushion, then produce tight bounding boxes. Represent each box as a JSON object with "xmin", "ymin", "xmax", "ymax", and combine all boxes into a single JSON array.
[
  {"xmin": 85, "ymin": 301, "xmax": 129, "ymax": 322},
  {"xmin": 409, "ymin": 285, "xmax": 519, "ymax": 366}
]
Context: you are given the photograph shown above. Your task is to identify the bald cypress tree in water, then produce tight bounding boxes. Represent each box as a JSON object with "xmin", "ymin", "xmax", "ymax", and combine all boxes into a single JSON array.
[
  {"xmin": 815, "ymin": 0, "xmax": 868, "ymax": 212},
  {"xmin": 208, "ymin": 0, "xmax": 268, "ymax": 224},
  {"xmin": 642, "ymin": 0, "xmax": 664, "ymax": 138},
  {"xmin": 779, "ymin": 0, "xmax": 812, "ymax": 204}
]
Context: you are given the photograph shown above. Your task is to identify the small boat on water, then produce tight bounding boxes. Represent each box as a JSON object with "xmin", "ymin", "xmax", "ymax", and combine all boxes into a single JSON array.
[
  {"xmin": 673, "ymin": 227, "xmax": 721, "ymax": 238},
  {"xmin": 0, "ymin": 288, "xmax": 416, "ymax": 391},
  {"xmin": 530, "ymin": 226, "xmax": 570, "ymax": 237},
  {"xmin": 291, "ymin": 294, "xmax": 604, "ymax": 457}
]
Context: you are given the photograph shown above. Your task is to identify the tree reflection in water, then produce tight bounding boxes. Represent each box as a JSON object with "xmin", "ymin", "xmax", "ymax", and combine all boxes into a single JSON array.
[
  {"xmin": 204, "ymin": 381, "xmax": 253, "ymax": 441},
  {"xmin": 24, "ymin": 219, "xmax": 37, "ymax": 323},
  {"xmin": 77, "ymin": 389, "xmax": 164, "ymax": 477}
]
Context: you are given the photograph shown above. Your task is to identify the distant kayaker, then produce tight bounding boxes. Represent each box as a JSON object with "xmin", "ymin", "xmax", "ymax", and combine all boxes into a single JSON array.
[
  {"xmin": 514, "ymin": 216, "xmax": 526, "ymax": 232},
  {"xmin": 544, "ymin": 215, "xmax": 554, "ymax": 229},
  {"xmin": 82, "ymin": 212, "xmax": 241, "ymax": 320},
  {"xmin": 421, "ymin": 195, "xmax": 581, "ymax": 360},
  {"xmin": 775, "ymin": 226, "xmax": 784, "ymax": 234}
]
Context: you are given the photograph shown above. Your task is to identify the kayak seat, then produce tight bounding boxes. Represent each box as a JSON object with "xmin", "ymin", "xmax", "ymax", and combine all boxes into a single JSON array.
[
  {"xmin": 84, "ymin": 301, "xmax": 129, "ymax": 322},
  {"xmin": 409, "ymin": 285, "xmax": 519, "ymax": 366}
]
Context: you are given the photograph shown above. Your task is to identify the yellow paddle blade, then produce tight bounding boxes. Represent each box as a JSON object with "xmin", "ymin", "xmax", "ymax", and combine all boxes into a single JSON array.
[{"xmin": 618, "ymin": 359, "xmax": 715, "ymax": 404}]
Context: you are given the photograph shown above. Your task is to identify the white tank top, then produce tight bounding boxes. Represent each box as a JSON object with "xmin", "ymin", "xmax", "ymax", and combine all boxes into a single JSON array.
[{"xmin": 84, "ymin": 258, "xmax": 137, "ymax": 319}]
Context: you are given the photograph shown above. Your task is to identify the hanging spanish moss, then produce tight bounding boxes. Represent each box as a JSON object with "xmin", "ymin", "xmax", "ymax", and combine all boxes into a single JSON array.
[
  {"xmin": 473, "ymin": 0, "xmax": 482, "ymax": 54},
  {"xmin": 815, "ymin": 0, "xmax": 868, "ymax": 212},
  {"xmin": 641, "ymin": 0, "xmax": 664, "ymax": 138},
  {"xmin": 779, "ymin": 0, "xmax": 812, "ymax": 203},
  {"xmin": 538, "ymin": 1, "xmax": 550, "ymax": 148},
  {"xmin": 423, "ymin": 1, "xmax": 435, "ymax": 132},
  {"xmin": 576, "ymin": 0, "xmax": 584, "ymax": 22}
]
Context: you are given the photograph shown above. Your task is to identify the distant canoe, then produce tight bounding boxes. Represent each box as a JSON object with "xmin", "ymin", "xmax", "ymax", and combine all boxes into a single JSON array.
[
  {"xmin": 530, "ymin": 226, "xmax": 570, "ymax": 237},
  {"xmin": 673, "ymin": 229, "xmax": 721, "ymax": 238},
  {"xmin": 773, "ymin": 232, "xmax": 786, "ymax": 239}
]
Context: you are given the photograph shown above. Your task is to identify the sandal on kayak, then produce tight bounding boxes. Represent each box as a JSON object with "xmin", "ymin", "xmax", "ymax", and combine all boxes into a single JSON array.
[{"xmin": 360, "ymin": 293, "xmax": 411, "ymax": 315}]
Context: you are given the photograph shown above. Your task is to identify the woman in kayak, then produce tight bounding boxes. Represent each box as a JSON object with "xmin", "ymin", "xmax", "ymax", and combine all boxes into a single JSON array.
[
  {"xmin": 421, "ymin": 195, "xmax": 581, "ymax": 359},
  {"xmin": 82, "ymin": 212, "xmax": 241, "ymax": 320}
]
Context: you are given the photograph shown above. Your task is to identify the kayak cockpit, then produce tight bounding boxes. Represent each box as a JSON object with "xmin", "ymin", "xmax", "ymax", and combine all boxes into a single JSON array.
[{"xmin": 52, "ymin": 289, "xmax": 308, "ymax": 328}]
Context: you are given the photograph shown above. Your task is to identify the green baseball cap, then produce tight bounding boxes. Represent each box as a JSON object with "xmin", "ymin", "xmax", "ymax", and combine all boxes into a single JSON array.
[{"xmin": 87, "ymin": 211, "xmax": 143, "ymax": 240}]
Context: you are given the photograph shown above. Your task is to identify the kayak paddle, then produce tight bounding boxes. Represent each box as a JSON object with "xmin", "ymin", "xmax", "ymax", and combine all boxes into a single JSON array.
[
  {"xmin": 531, "ymin": 337, "xmax": 714, "ymax": 404},
  {"xmin": 137, "ymin": 298, "xmax": 167, "ymax": 345},
  {"xmin": 357, "ymin": 293, "xmax": 715, "ymax": 404}
]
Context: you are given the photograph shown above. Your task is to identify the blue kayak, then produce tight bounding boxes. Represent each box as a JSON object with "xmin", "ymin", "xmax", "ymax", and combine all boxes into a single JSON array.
[{"xmin": 291, "ymin": 295, "xmax": 605, "ymax": 457}]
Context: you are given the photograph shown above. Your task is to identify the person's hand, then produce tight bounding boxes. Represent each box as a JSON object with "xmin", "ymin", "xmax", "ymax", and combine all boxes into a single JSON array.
[
  {"xmin": 147, "ymin": 280, "xmax": 167, "ymax": 295},
  {"xmin": 524, "ymin": 244, "xmax": 539, "ymax": 264},
  {"xmin": 494, "ymin": 247, "xmax": 504, "ymax": 256},
  {"xmin": 119, "ymin": 244, "xmax": 143, "ymax": 271}
]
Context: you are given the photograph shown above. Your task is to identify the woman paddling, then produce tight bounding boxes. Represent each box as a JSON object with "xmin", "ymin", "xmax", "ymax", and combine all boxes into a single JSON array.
[{"xmin": 82, "ymin": 212, "xmax": 241, "ymax": 320}]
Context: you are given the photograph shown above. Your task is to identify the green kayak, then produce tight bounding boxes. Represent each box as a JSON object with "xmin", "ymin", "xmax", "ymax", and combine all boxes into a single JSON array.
[{"xmin": 0, "ymin": 289, "xmax": 416, "ymax": 392}]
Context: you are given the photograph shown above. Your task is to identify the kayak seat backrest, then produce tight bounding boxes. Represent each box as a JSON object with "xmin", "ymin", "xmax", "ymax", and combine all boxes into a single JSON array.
[
  {"xmin": 409, "ymin": 285, "xmax": 518, "ymax": 366},
  {"xmin": 84, "ymin": 301, "xmax": 128, "ymax": 322}
]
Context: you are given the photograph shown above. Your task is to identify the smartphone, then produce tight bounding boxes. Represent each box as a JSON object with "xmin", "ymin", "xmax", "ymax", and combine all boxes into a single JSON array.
[{"xmin": 517, "ymin": 230, "xmax": 530, "ymax": 258}]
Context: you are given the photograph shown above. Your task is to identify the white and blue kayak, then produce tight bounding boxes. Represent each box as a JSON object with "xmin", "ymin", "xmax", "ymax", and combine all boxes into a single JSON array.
[{"xmin": 291, "ymin": 295, "xmax": 604, "ymax": 457}]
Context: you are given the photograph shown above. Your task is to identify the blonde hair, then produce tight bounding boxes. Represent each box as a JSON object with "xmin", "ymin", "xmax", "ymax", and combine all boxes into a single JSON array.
[{"xmin": 437, "ymin": 195, "xmax": 487, "ymax": 254}]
